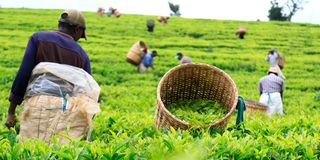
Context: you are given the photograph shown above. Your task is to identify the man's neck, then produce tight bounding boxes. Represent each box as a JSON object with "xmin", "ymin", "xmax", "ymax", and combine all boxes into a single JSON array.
[
  {"xmin": 58, "ymin": 30, "xmax": 74, "ymax": 40},
  {"xmin": 268, "ymin": 72, "xmax": 278, "ymax": 76}
]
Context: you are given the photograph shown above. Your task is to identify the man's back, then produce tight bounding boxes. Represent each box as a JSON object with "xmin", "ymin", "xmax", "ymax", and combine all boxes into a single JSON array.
[
  {"xmin": 259, "ymin": 74, "xmax": 284, "ymax": 93},
  {"xmin": 33, "ymin": 31, "xmax": 90, "ymax": 72},
  {"xmin": 141, "ymin": 53, "xmax": 153, "ymax": 67},
  {"xmin": 180, "ymin": 56, "xmax": 192, "ymax": 64},
  {"xmin": 10, "ymin": 30, "xmax": 91, "ymax": 105}
]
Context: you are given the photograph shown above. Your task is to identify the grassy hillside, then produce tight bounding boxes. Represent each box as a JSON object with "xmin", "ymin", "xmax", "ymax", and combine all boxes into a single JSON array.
[{"xmin": 0, "ymin": 8, "xmax": 319, "ymax": 159}]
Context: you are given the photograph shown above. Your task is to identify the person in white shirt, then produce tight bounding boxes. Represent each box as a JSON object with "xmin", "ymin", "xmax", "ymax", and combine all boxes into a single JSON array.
[{"xmin": 265, "ymin": 48, "xmax": 285, "ymax": 79}]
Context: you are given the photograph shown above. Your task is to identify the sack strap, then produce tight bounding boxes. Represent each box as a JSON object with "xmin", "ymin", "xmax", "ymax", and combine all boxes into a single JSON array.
[{"xmin": 62, "ymin": 93, "xmax": 68, "ymax": 112}]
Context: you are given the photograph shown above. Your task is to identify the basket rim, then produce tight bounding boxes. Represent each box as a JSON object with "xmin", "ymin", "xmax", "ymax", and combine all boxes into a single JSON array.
[
  {"xmin": 156, "ymin": 63, "xmax": 238, "ymax": 128},
  {"xmin": 244, "ymin": 99, "xmax": 268, "ymax": 109}
]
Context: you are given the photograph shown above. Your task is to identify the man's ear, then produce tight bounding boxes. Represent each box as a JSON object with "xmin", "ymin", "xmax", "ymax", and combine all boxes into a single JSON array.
[{"xmin": 75, "ymin": 26, "xmax": 81, "ymax": 32}]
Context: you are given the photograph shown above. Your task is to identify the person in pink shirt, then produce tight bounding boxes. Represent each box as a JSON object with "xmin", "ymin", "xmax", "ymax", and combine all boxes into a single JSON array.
[{"xmin": 176, "ymin": 52, "xmax": 192, "ymax": 64}]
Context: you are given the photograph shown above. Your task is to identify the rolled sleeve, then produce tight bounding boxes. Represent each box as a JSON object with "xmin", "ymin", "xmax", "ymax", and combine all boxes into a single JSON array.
[{"xmin": 9, "ymin": 35, "xmax": 38, "ymax": 105}]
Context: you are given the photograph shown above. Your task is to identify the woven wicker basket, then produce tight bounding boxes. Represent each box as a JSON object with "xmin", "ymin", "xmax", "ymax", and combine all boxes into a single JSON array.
[
  {"xmin": 244, "ymin": 99, "xmax": 267, "ymax": 114},
  {"xmin": 126, "ymin": 41, "xmax": 147, "ymax": 66},
  {"xmin": 155, "ymin": 63, "xmax": 238, "ymax": 130}
]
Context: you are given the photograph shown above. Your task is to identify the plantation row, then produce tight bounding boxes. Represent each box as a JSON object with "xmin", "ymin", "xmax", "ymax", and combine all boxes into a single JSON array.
[{"xmin": 0, "ymin": 8, "xmax": 319, "ymax": 159}]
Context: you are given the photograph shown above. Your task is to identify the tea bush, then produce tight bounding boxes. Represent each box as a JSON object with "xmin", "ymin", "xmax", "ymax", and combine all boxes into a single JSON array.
[{"xmin": 0, "ymin": 8, "xmax": 319, "ymax": 159}]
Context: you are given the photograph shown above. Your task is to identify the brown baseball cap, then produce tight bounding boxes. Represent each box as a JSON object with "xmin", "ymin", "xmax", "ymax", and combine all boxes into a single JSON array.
[{"xmin": 59, "ymin": 9, "xmax": 86, "ymax": 39}]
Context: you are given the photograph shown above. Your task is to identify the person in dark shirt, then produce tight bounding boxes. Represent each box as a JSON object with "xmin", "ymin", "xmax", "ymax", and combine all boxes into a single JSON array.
[
  {"xmin": 236, "ymin": 26, "xmax": 246, "ymax": 39},
  {"xmin": 5, "ymin": 9, "xmax": 90, "ymax": 128},
  {"xmin": 146, "ymin": 19, "xmax": 155, "ymax": 32}
]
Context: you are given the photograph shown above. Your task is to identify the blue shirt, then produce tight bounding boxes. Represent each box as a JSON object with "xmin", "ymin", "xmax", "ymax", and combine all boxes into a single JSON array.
[
  {"xmin": 141, "ymin": 53, "xmax": 153, "ymax": 67},
  {"xmin": 9, "ymin": 31, "xmax": 91, "ymax": 105}
]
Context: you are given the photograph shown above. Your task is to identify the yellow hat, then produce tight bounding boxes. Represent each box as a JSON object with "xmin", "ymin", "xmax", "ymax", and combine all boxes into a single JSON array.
[
  {"xmin": 268, "ymin": 66, "xmax": 278, "ymax": 73},
  {"xmin": 59, "ymin": 9, "xmax": 86, "ymax": 39}
]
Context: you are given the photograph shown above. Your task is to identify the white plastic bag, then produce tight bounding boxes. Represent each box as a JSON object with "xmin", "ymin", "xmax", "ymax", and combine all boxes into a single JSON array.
[{"xmin": 25, "ymin": 62, "xmax": 100, "ymax": 102}]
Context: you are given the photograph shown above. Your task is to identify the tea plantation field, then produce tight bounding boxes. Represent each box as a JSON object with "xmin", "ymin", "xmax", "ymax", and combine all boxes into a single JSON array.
[{"xmin": 0, "ymin": 8, "xmax": 319, "ymax": 159}]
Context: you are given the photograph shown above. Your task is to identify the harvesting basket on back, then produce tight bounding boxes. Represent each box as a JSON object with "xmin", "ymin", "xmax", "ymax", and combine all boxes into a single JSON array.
[
  {"xmin": 278, "ymin": 55, "xmax": 285, "ymax": 70},
  {"xmin": 126, "ymin": 41, "xmax": 147, "ymax": 66},
  {"xmin": 155, "ymin": 63, "xmax": 238, "ymax": 130},
  {"xmin": 244, "ymin": 99, "xmax": 267, "ymax": 114}
]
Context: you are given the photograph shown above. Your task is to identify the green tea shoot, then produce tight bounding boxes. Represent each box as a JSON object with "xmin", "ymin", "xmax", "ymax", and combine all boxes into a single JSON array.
[{"xmin": 168, "ymin": 100, "xmax": 228, "ymax": 126}]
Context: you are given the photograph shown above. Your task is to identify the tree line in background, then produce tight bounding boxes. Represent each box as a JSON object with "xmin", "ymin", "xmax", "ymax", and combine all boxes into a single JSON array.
[
  {"xmin": 169, "ymin": 0, "xmax": 307, "ymax": 22},
  {"xmin": 168, "ymin": 2, "xmax": 181, "ymax": 17},
  {"xmin": 268, "ymin": 0, "xmax": 307, "ymax": 22}
]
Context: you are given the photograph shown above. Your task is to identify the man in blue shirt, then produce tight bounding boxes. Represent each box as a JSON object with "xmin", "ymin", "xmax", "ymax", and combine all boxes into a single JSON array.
[
  {"xmin": 138, "ymin": 50, "xmax": 157, "ymax": 73},
  {"xmin": 5, "ymin": 9, "xmax": 90, "ymax": 129}
]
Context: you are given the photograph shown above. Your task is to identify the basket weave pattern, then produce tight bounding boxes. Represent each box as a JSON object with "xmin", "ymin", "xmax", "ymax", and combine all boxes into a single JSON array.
[
  {"xmin": 126, "ymin": 41, "xmax": 147, "ymax": 65},
  {"xmin": 155, "ymin": 63, "xmax": 238, "ymax": 130}
]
